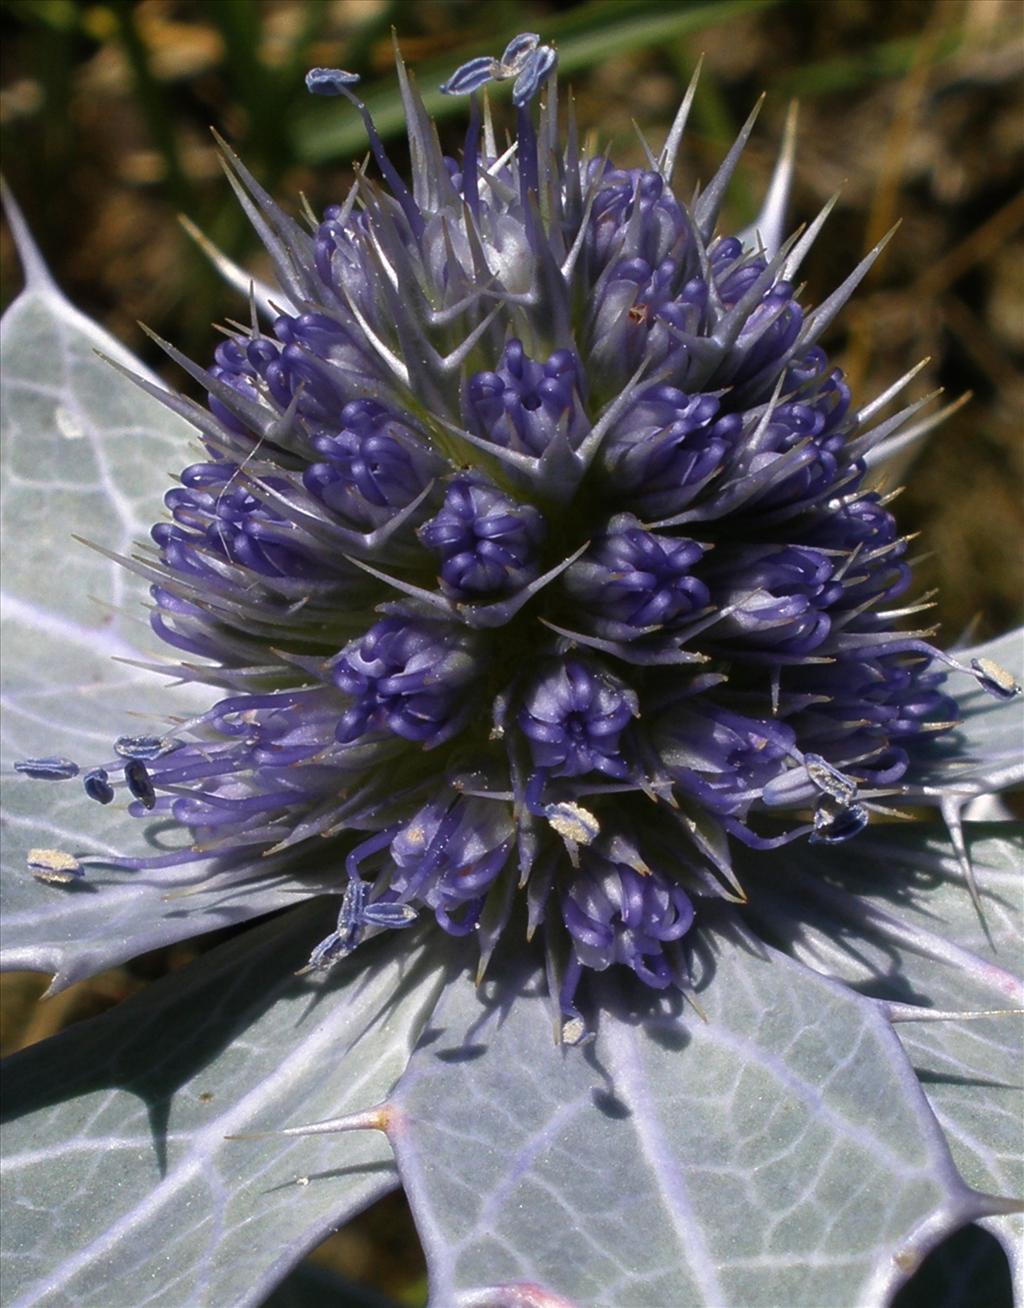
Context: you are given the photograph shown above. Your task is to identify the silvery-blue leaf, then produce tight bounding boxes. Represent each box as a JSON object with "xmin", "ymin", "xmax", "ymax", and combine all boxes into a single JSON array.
[
  {"xmin": 0, "ymin": 195, "xmax": 322, "ymax": 990},
  {"xmin": 387, "ymin": 929, "xmax": 993, "ymax": 1308},
  {"xmin": 901, "ymin": 627, "xmax": 1023, "ymax": 907},
  {"xmin": 738, "ymin": 822, "xmax": 1023, "ymax": 1302},
  {"xmin": 0, "ymin": 186, "xmax": 194, "ymax": 668},
  {"xmin": 0, "ymin": 901, "xmax": 450, "ymax": 1308}
]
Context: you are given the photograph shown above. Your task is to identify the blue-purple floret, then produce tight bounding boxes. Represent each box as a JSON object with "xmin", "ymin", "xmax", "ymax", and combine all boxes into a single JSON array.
[
  {"xmin": 385, "ymin": 799, "xmax": 513, "ymax": 932},
  {"xmin": 561, "ymin": 856, "xmax": 695, "ymax": 1005},
  {"xmin": 590, "ymin": 257, "xmax": 701, "ymax": 376},
  {"xmin": 418, "ymin": 476, "xmax": 545, "ymax": 597},
  {"xmin": 304, "ymin": 401, "xmax": 439, "ymax": 516},
  {"xmin": 22, "ymin": 32, "xmax": 1020, "ymax": 1033},
  {"xmin": 586, "ymin": 164, "xmax": 690, "ymax": 269},
  {"xmin": 466, "ymin": 339, "xmax": 587, "ymax": 456},
  {"xmin": 604, "ymin": 386, "xmax": 742, "ymax": 520},
  {"xmin": 659, "ymin": 704, "xmax": 797, "ymax": 818},
  {"xmin": 565, "ymin": 516, "xmax": 708, "ymax": 634},
  {"xmin": 331, "ymin": 620, "xmax": 477, "ymax": 747},
  {"xmin": 519, "ymin": 661, "xmax": 638, "ymax": 780},
  {"xmin": 154, "ymin": 463, "xmax": 324, "ymax": 580},
  {"xmin": 211, "ymin": 315, "xmax": 360, "ymax": 428},
  {"xmin": 710, "ymin": 545, "xmax": 842, "ymax": 655}
]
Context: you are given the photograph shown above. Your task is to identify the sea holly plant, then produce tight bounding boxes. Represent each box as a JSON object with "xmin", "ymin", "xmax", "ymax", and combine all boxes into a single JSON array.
[{"xmin": 1, "ymin": 32, "xmax": 1022, "ymax": 1308}]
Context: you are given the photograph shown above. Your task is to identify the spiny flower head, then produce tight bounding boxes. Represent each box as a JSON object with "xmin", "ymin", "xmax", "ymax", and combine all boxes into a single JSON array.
[{"xmin": 18, "ymin": 35, "xmax": 1019, "ymax": 1036}]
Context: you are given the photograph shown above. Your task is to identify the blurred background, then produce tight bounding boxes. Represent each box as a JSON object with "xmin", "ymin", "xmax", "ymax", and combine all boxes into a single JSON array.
[{"xmin": 1, "ymin": 1, "xmax": 1022, "ymax": 1303}]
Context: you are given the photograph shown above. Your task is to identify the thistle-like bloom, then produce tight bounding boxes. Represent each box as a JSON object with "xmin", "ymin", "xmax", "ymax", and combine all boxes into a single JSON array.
[{"xmin": 19, "ymin": 37, "xmax": 1019, "ymax": 1032}]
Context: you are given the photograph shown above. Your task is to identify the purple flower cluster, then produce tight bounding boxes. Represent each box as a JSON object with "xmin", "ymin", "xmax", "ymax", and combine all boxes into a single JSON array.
[{"xmin": 19, "ymin": 35, "xmax": 1018, "ymax": 1032}]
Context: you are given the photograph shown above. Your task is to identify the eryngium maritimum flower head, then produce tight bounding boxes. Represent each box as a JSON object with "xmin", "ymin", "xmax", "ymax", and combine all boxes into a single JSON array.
[{"xmin": 18, "ymin": 33, "xmax": 1020, "ymax": 1033}]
